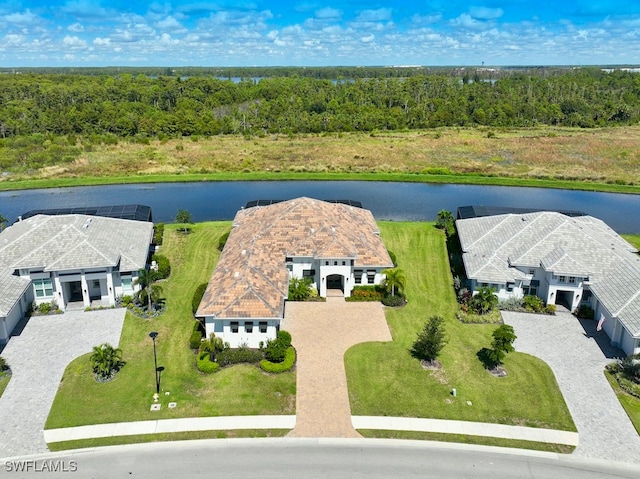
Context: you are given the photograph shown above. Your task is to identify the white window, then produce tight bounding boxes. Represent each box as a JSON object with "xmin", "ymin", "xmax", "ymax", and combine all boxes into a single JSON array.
[
  {"xmin": 33, "ymin": 278, "xmax": 53, "ymax": 298},
  {"xmin": 121, "ymin": 276, "xmax": 132, "ymax": 290}
]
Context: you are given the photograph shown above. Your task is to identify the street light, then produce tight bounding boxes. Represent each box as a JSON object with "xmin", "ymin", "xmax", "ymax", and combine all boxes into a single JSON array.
[{"xmin": 149, "ymin": 331, "xmax": 160, "ymax": 394}]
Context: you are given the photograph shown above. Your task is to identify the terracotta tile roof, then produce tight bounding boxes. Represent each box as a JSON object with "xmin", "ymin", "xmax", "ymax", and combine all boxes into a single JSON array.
[{"xmin": 197, "ymin": 197, "xmax": 393, "ymax": 319}]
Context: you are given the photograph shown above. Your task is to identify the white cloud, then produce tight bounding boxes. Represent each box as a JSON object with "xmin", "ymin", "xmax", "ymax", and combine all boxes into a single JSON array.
[
  {"xmin": 355, "ymin": 8, "xmax": 392, "ymax": 23},
  {"xmin": 411, "ymin": 14, "xmax": 442, "ymax": 25},
  {"xmin": 93, "ymin": 37, "xmax": 111, "ymax": 45},
  {"xmin": 3, "ymin": 9, "xmax": 40, "ymax": 26},
  {"xmin": 360, "ymin": 34, "xmax": 374, "ymax": 43},
  {"xmin": 67, "ymin": 23, "xmax": 85, "ymax": 33},
  {"xmin": 61, "ymin": 1, "xmax": 111, "ymax": 19},
  {"xmin": 63, "ymin": 35, "xmax": 87, "ymax": 48},
  {"xmin": 469, "ymin": 7, "xmax": 504, "ymax": 21},
  {"xmin": 315, "ymin": 7, "xmax": 341, "ymax": 20},
  {"xmin": 156, "ymin": 16, "xmax": 184, "ymax": 31},
  {"xmin": 451, "ymin": 13, "xmax": 481, "ymax": 29}
]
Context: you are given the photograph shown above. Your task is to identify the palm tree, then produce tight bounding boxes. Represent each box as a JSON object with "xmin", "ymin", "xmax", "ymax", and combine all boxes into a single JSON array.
[
  {"xmin": 90, "ymin": 343, "xmax": 124, "ymax": 380},
  {"xmin": 134, "ymin": 268, "xmax": 162, "ymax": 310},
  {"xmin": 470, "ymin": 286, "xmax": 498, "ymax": 315},
  {"xmin": 382, "ymin": 268, "xmax": 406, "ymax": 297}
]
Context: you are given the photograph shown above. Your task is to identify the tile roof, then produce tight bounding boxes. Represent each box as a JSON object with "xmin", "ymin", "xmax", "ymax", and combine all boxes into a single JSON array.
[
  {"xmin": 457, "ymin": 211, "xmax": 640, "ymax": 336},
  {"xmin": 0, "ymin": 214, "xmax": 153, "ymax": 273},
  {"xmin": 197, "ymin": 197, "xmax": 393, "ymax": 319}
]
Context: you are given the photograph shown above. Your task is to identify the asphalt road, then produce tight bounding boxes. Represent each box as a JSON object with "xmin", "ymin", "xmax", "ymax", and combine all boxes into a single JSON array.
[{"xmin": 3, "ymin": 439, "xmax": 640, "ymax": 479}]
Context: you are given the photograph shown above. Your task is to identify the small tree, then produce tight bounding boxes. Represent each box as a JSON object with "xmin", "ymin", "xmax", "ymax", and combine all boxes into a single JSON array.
[
  {"xmin": 436, "ymin": 210, "xmax": 456, "ymax": 237},
  {"xmin": 410, "ymin": 316, "xmax": 448, "ymax": 363},
  {"xmin": 486, "ymin": 324, "xmax": 517, "ymax": 366},
  {"xmin": 382, "ymin": 268, "xmax": 406, "ymax": 297},
  {"xmin": 90, "ymin": 343, "xmax": 124, "ymax": 380},
  {"xmin": 175, "ymin": 209, "xmax": 193, "ymax": 234}
]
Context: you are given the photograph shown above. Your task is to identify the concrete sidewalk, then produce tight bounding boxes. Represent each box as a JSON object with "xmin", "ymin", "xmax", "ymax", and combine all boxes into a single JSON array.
[{"xmin": 41, "ymin": 415, "xmax": 578, "ymax": 448}]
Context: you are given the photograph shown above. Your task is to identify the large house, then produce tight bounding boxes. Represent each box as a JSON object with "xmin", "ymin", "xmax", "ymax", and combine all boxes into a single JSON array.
[
  {"xmin": 456, "ymin": 211, "xmax": 640, "ymax": 356},
  {"xmin": 0, "ymin": 213, "xmax": 154, "ymax": 345},
  {"xmin": 196, "ymin": 197, "xmax": 394, "ymax": 348}
]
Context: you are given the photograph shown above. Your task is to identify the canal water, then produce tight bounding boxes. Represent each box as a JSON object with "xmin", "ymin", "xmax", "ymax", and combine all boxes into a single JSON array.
[{"xmin": 1, "ymin": 181, "xmax": 639, "ymax": 233}]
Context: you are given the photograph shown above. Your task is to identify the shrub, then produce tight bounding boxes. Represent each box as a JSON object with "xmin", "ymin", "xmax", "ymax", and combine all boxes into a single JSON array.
[
  {"xmin": 38, "ymin": 302, "xmax": 52, "ymax": 314},
  {"xmin": 523, "ymin": 295, "xmax": 544, "ymax": 312},
  {"xmin": 217, "ymin": 230, "xmax": 231, "ymax": 251},
  {"xmin": 189, "ymin": 325, "xmax": 203, "ymax": 350},
  {"xmin": 288, "ymin": 277, "xmax": 314, "ymax": 301},
  {"xmin": 544, "ymin": 304, "xmax": 556, "ymax": 315},
  {"xmin": 277, "ymin": 330, "xmax": 292, "ymax": 348},
  {"xmin": 435, "ymin": 210, "xmax": 456, "ymax": 238},
  {"xmin": 119, "ymin": 295, "xmax": 133, "ymax": 307},
  {"xmin": 216, "ymin": 347, "xmax": 263, "ymax": 366},
  {"xmin": 0, "ymin": 356, "xmax": 8, "ymax": 371},
  {"xmin": 260, "ymin": 347, "xmax": 296, "ymax": 373},
  {"xmin": 387, "ymin": 249, "xmax": 397, "ymax": 267},
  {"xmin": 191, "ymin": 283, "xmax": 208, "ymax": 315},
  {"xmin": 575, "ymin": 305, "xmax": 595, "ymax": 319},
  {"xmin": 153, "ymin": 223, "xmax": 165, "ymax": 245},
  {"xmin": 152, "ymin": 254, "xmax": 171, "ymax": 279},
  {"xmin": 485, "ymin": 324, "xmax": 517, "ymax": 366},
  {"xmin": 265, "ymin": 337, "xmax": 288, "ymax": 363},
  {"xmin": 498, "ymin": 297, "xmax": 524, "ymax": 311},
  {"xmin": 347, "ymin": 286, "xmax": 384, "ymax": 302},
  {"xmin": 469, "ymin": 287, "xmax": 498, "ymax": 315},
  {"xmin": 410, "ymin": 316, "xmax": 448, "ymax": 362},
  {"xmin": 196, "ymin": 352, "xmax": 220, "ymax": 374},
  {"xmin": 382, "ymin": 293, "xmax": 407, "ymax": 307}
]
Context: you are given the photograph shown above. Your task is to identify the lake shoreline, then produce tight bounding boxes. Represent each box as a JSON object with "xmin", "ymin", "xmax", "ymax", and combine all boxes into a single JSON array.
[{"xmin": 2, "ymin": 171, "xmax": 640, "ymax": 195}]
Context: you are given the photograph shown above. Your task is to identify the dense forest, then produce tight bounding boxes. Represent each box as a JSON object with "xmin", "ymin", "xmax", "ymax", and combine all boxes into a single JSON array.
[{"xmin": 0, "ymin": 67, "xmax": 639, "ymax": 171}]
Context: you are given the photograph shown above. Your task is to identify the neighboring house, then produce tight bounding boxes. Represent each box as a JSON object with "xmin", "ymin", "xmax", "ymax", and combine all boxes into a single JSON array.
[
  {"xmin": 0, "ymin": 213, "xmax": 154, "ymax": 345},
  {"xmin": 456, "ymin": 211, "xmax": 640, "ymax": 356},
  {"xmin": 197, "ymin": 197, "xmax": 394, "ymax": 348}
]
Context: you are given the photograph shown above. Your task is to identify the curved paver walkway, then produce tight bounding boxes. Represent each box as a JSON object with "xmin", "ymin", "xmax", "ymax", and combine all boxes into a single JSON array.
[
  {"xmin": 283, "ymin": 295, "xmax": 392, "ymax": 437},
  {"xmin": 0, "ymin": 309, "xmax": 126, "ymax": 459},
  {"xmin": 502, "ymin": 311, "xmax": 640, "ymax": 464}
]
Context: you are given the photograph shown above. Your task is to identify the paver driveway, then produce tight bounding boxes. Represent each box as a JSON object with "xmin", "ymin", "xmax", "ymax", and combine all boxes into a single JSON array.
[
  {"xmin": 502, "ymin": 310, "xmax": 640, "ymax": 464},
  {"xmin": 283, "ymin": 295, "xmax": 392, "ymax": 437},
  {"xmin": 0, "ymin": 309, "xmax": 126, "ymax": 459}
]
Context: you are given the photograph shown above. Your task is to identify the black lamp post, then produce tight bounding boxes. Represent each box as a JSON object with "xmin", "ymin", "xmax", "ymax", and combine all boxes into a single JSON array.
[{"xmin": 149, "ymin": 331, "xmax": 160, "ymax": 394}]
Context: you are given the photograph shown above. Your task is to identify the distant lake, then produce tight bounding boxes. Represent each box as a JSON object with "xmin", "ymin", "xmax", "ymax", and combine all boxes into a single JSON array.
[{"xmin": 1, "ymin": 181, "xmax": 639, "ymax": 233}]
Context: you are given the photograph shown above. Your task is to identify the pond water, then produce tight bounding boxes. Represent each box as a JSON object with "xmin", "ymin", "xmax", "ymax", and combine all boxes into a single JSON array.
[{"xmin": 1, "ymin": 181, "xmax": 639, "ymax": 233}]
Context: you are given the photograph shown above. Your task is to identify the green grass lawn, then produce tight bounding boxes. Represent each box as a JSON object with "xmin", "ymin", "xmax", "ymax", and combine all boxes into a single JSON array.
[
  {"xmin": 0, "ymin": 374, "xmax": 10, "ymax": 399},
  {"xmin": 346, "ymin": 222, "xmax": 575, "ymax": 431},
  {"xmin": 605, "ymin": 372, "xmax": 640, "ymax": 435},
  {"xmin": 46, "ymin": 222, "xmax": 295, "ymax": 429},
  {"xmin": 622, "ymin": 234, "xmax": 640, "ymax": 250}
]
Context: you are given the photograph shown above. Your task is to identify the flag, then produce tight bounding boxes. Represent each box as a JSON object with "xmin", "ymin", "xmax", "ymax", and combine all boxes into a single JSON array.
[{"xmin": 597, "ymin": 313, "xmax": 606, "ymax": 331}]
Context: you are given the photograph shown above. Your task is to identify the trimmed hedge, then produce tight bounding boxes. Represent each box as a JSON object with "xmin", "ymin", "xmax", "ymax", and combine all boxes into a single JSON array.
[
  {"xmin": 153, "ymin": 223, "xmax": 164, "ymax": 245},
  {"xmin": 216, "ymin": 347, "xmax": 263, "ymax": 366},
  {"xmin": 217, "ymin": 230, "xmax": 231, "ymax": 251},
  {"xmin": 191, "ymin": 283, "xmax": 208, "ymax": 315},
  {"xmin": 196, "ymin": 352, "xmax": 220, "ymax": 374},
  {"xmin": 346, "ymin": 285, "xmax": 384, "ymax": 302},
  {"xmin": 152, "ymin": 254, "xmax": 171, "ymax": 279},
  {"xmin": 277, "ymin": 330, "xmax": 292, "ymax": 347},
  {"xmin": 382, "ymin": 293, "xmax": 407, "ymax": 307},
  {"xmin": 189, "ymin": 321, "xmax": 204, "ymax": 350},
  {"xmin": 260, "ymin": 347, "xmax": 296, "ymax": 373}
]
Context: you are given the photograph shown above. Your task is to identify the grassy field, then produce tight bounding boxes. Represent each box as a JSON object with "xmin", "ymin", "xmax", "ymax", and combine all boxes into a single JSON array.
[
  {"xmin": 357, "ymin": 430, "xmax": 574, "ymax": 454},
  {"xmin": 2, "ymin": 126, "xmax": 640, "ymax": 194},
  {"xmin": 622, "ymin": 234, "xmax": 640, "ymax": 249},
  {"xmin": 0, "ymin": 374, "xmax": 10, "ymax": 399},
  {"xmin": 48, "ymin": 430, "xmax": 289, "ymax": 452},
  {"xmin": 345, "ymin": 222, "xmax": 575, "ymax": 431},
  {"xmin": 605, "ymin": 372, "xmax": 640, "ymax": 435},
  {"xmin": 46, "ymin": 222, "xmax": 295, "ymax": 429}
]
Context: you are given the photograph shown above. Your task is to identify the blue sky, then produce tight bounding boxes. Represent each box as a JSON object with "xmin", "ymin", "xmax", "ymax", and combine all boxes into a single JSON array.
[{"xmin": 1, "ymin": 1, "xmax": 640, "ymax": 66}]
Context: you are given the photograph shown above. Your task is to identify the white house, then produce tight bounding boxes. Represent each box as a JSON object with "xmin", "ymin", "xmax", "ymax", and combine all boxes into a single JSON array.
[
  {"xmin": 456, "ymin": 211, "xmax": 640, "ymax": 356},
  {"xmin": 0, "ymin": 214, "xmax": 154, "ymax": 345},
  {"xmin": 196, "ymin": 197, "xmax": 394, "ymax": 348}
]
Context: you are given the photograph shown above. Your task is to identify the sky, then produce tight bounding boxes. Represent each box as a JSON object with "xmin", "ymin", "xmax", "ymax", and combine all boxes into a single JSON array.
[{"xmin": 1, "ymin": 1, "xmax": 640, "ymax": 67}]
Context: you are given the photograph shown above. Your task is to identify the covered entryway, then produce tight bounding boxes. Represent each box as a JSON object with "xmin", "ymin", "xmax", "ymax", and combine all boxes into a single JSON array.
[
  {"xmin": 326, "ymin": 274, "xmax": 344, "ymax": 292},
  {"xmin": 555, "ymin": 290, "xmax": 574, "ymax": 310}
]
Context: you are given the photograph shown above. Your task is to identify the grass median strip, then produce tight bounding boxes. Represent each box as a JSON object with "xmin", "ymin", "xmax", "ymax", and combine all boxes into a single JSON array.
[
  {"xmin": 47, "ymin": 429, "xmax": 291, "ymax": 452},
  {"xmin": 346, "ymin": 222, "xmax": 576, "ymax": 432},
  {"xmin": 46, "ymin": 222, "xmax": 295, "ymax": 430}
]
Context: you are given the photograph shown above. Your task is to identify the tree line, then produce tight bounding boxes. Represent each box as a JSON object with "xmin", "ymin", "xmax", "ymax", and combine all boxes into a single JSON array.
[{"xmin": 0, "ymin": 67, "xmax": 638, "ymax": 170}]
